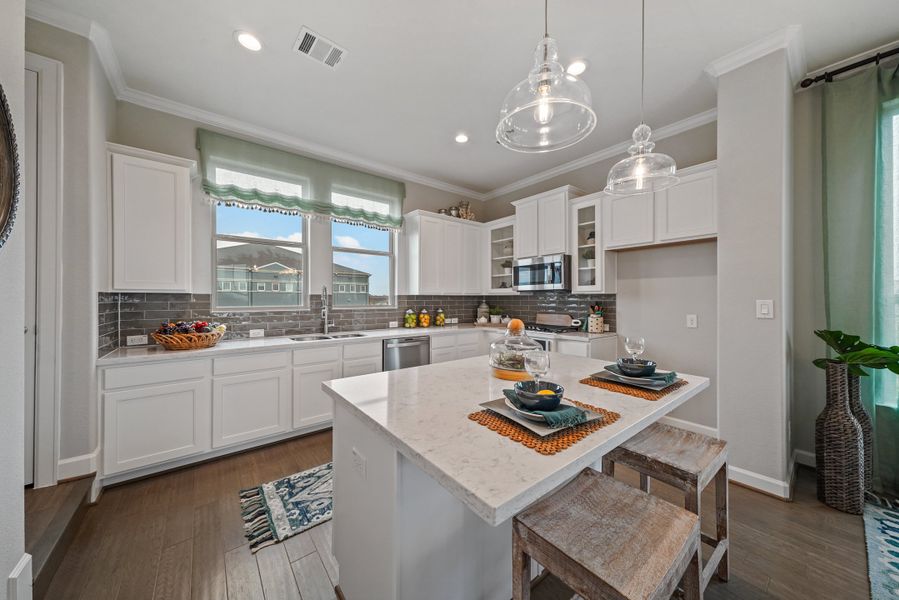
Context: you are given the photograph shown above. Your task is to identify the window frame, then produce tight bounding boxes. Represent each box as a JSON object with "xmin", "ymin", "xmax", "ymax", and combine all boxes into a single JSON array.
[
  {"xmin": 331, "ymin": 225, "xmax": 397, "ymax": 309},
  {"xmin": 212, "ymin": 200, "xmax": 309, "ymax": 312}
]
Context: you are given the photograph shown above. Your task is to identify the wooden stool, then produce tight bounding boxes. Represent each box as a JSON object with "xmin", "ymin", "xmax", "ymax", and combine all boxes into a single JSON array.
[
  {"xmin": 603, "ymin": 423, "xmax": 729, "ymax": 591},
  {"xmin": 513, "ymin": 469, "xmax": 702, "ymax": 600}
]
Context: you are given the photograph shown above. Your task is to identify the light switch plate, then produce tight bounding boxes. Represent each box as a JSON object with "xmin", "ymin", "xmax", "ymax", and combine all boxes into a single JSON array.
[
  {"xmin": 756, "ymin": 300, "xmax": 774, "ymax": 319},
  {"xmin": 249, "ymin": 329, "xmax": 265, "ymax": 338},
  {"xmin": 126, "ymin": 334, "xmax": 148, "ymax": 346},
  {"xmin": 388, "ymin": 321, "xmax": 399, "ymax": 328},
  {"xmin": 686, "ymin": 314, "xmax": 698, "ymax": 328}
]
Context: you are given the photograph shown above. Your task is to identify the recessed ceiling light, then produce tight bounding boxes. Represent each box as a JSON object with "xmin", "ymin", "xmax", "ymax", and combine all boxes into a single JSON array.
[
  {"xmin": 454, "ymin": 133, "xmax": 469, "ymax": 144},
  {"xmin": 235, "ymin": 31, "xmax": 263, "ymax": 52},
  {"xmin": 566, "ymin": 60, "xmax": 588, "ymax": 76}
]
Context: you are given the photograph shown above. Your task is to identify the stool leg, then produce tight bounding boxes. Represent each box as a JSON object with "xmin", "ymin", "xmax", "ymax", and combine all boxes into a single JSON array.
[
  {"xmin": 715, "ymin": 463, "xmax": 729, "ymax": 582},
  {"xmin": 602, "ymin": 456, "xmax": 615, "ymax": 477},
  {"xmin": 512, "ymin": 526, "xmax": 531, "ymax": 600},
  {"xmin": 639, "ymin": 473, "xmax": 651, "ymax": 493},
  {"xmin": 682, "ymin": 543, "xmax": 702, "ymax": 600}
]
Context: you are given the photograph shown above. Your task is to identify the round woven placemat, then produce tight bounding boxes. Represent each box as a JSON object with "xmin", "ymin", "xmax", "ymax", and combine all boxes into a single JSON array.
[
  {"xmin": 467, "ymin": 399, "xmax": 621, "ymax": 456},
  {"xmin": 579, "ymin": 377, "xmax": 688, "ymax": 401}
]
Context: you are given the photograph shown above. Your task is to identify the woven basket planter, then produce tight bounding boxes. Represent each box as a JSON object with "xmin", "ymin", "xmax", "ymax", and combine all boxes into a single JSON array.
[
  {"xmin": 152, "ymin": 331, "xmax": 223, "ymax": 351},
  {"xmin": 847, "ymin": 373, "xmax": 874, "ymax": 491},
  {"xmin": 815, "ymin": 362, "xmax": 865, "ymax": 514}
]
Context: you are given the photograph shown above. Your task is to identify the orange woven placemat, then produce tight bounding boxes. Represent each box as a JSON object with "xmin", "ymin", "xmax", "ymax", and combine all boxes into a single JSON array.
[
  {"xmin": 579, "ymin": 376, "xmax": 688, "ymax": 401},
  {"xmin": 467, "ymin": 399, "xmax": 621, "ymax": 456}
]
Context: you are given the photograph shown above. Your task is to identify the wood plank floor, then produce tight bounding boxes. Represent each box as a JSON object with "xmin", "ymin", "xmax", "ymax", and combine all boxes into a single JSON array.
[{"xmin": 43, "ymin": 431, "xmax": 868, "ymax": 599}]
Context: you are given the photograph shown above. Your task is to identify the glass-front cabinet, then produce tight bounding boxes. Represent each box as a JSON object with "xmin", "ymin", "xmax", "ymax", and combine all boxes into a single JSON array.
[
  {"xmin": 570, "ymin": 193, "xmax": 616, "ymax": 293},
  {"xmin": 485, "ymin": 216, "xmax": 516, "ymax": 294}
]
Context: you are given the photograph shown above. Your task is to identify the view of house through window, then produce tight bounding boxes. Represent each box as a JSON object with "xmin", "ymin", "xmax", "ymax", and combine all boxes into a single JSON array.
[
  {"xmin": 215, "ymin": 204, "xmax": 305, "ymax": 308},
  {"xmin": 332, "ymin": 221, "xmax": 393, "ymax": 307}
]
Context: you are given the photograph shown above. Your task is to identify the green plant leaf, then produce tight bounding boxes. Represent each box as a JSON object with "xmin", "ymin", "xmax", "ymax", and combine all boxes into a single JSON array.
[{"xmin": 813, "ymin": 358, "xmax": 832, "ymax": 370}]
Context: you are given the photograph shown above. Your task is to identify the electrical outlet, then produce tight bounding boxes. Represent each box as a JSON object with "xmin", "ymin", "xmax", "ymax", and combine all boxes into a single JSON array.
[
  {"xmin": 603, "ymin": 323, "xmax": 610, "ymax": 332},
  {"xmin": 126, "ymin": 334, "xmax": 148, "ymax": 346},
  {"xmin": 686, "ymin": 314, "xmax": 698, "ymax": 328},
  {"xmin": 388, "ymin": 321, "xmax": 399, "ymax": 328},
  {"xmin": 448, "ymin": 317, "xmax": 458, "ymax": 324},
  {"xmin": 351, "ymin": 447, "xmax": 367, "ymax": 479},
  {"xmin": 249, "ymin": 329, "xmax": 265, "ymax": 338}
]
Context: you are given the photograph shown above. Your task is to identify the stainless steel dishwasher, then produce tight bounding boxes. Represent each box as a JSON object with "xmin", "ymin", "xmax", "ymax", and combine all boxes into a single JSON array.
[{"xmin": 383, "ymin": 336, "xmax": 431, "ymax": 371}]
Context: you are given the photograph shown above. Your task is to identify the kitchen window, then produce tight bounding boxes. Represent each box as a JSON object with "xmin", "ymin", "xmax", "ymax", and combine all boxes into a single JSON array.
[{"xmin": 332, "ymin": 200, "xmax": 395, "ymax": 307}]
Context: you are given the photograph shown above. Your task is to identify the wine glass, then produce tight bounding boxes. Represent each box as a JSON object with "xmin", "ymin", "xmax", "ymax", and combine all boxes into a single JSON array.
[
  {"xmin": 624, "ymin": 336, "xmax": 645, "ymax": 361},
  {"xmin": 524, "ymin": 350, "xmax": 550, "ymax": 384}
]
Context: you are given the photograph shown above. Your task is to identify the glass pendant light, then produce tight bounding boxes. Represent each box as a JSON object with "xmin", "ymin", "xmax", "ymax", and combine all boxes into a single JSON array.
[
  {"xmin": 496, "ymin": 0, "xmax": 596, "ymax": 153},
  {"xmin": 605, "ymin": 0, "xmax": 678, "ymax": 194}
]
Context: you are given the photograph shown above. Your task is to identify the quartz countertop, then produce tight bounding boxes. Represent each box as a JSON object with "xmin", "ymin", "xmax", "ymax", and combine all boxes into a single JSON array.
[
  {"xmin": 322, "ymin": 354, "xmax": 708, "ymax": 525},
  {"xmin": 96, "ymin": 325, "xmax": 617, "ymax": 366}
]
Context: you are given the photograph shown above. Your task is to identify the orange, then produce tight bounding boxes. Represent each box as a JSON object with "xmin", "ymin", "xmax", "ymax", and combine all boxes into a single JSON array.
[{"xmin": 507, "ymin": 318, "xmax": 525, "ymax": 333}]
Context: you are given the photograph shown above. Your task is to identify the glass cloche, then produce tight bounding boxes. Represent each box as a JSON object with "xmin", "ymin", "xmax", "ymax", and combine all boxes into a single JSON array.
[{"xmin": 489, "ymin": 319, "xmax": 542, "ymax": 381}]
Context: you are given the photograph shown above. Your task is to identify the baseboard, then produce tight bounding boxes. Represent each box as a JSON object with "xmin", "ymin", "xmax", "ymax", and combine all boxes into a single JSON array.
[
  {"xmin": 728, "ymin": 465, "xmax": 792, "ymax": 499},
  {"xmin": 657, "ymin": 415, "xmax": 719, "ymax": 438},
  {"xmin": 793, "ymin": 448, "xmax": 816, "ymax": 468},
  {"xmin": 7, "ymin": 553, "xmax": 32, "ymax": 600},
  {"xmin": 57, "ymin": 448, "xmax": 98, "ymax": 481}
]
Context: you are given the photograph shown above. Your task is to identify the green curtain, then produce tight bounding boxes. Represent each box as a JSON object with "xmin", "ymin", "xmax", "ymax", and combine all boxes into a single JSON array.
[
  {"xmin": 196, "ymin": 129, "xmax": 405, "ymax": 230},
  {"xmin": 823, "ymin": 63, "xmax": 899, "ymax": 495}
]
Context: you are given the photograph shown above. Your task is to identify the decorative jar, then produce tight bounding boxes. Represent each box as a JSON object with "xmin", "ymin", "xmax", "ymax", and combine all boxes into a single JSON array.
[{"xmin": 489, "ymin": 319, "xmax": 541, "ymax": 381}]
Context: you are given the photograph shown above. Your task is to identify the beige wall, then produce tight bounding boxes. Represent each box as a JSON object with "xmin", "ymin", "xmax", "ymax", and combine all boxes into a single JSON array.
[
  {"xmin": 25, "ymin": 19, "xmax": 117, "ymax": 461},
  {"xmin": 616, "ymin": 242, "xmax": 718, "ymax": 429},
  {"xmin": 0, "ymin": 0, "xmax": 26, "ymax": 592},
  {"xmin": 479, "ymin": 122, "xmax": 718, "ymax": 221}
]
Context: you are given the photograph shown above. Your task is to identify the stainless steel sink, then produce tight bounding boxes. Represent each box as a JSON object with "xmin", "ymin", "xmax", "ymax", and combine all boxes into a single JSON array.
[
  {"xmin": 290, "ymin": 335, "xmax": 333, "ymax": 342},
  {"xmin": 329, "ymin": 333, "xmax": 366, "ymax": 338}
]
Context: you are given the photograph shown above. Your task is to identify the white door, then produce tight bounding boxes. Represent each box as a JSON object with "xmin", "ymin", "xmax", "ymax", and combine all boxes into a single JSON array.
[
  {"xmin": 23, "ymin": 68, "xmax": 38, "ymax": 486},
  {"xmin": 293, "ymin": 362, "xmax": 341, "ymax": 428},
  {"xmin": 538, "ymin": 192, "xmax": 568, "ymax": 255},
  {"xmin": 212, "ymin": 368, "xmax": 291, "ymax": 448},
  {"xmin": 443, "ymin": 221, "xmax": 462, "ymax": 293},
  {"xmin": 603, "ymin": 192, "xmax": 655, "ymax": 249},
  {"xmin": 514, "ymin": 201, "xmax": 539, "ymax": 258},
  {"xmin": 418, "ymin": 217, "xmax": 444, "ymax": 294}
]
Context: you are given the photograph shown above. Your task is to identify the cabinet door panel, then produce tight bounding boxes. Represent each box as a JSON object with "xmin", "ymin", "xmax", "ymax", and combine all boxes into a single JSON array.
[
  {"xmin": 430, "ymin": 347, "xmax": 457, "ymax": 364},
  {"xmin": 443, "ymin": 222, "xmax": 463, "ymax": 293},
  {"xmin": 655, "ymin": 171, "xmax": 717, "ymax": 242},
  {"xmin": 112, "ymin": 153, "xmax": 191, "ymax": 291},
  {"xmin": 418, "ymin": 217, "xmax": 444, "ymax": 294},
  {"xmin": 515, "ymin": 202, "xmax": 540, "ymax": 259},
  {"xmin": 555, "ymin": 340, "xmax": 589, "ymax": 357},
  {"xmin": 538, "ymin": 193, "xmax": 568, "ymax": 255},
  {"xmin": 456, "ymin": 343, "xmax": 481, "ymax": 360},
  {"xmin": 293, "ymin": 362, "xmax": 341, "ymax": 428},
  {"xmin": 104, "ymin": 380, "xmax": 211, "ymax": 474},
  {"xmin": 342, "ymin": 356, "xmax": 382, "ymax": 377},
  {"xmin": 213, "ymin": 369, "xmax": 291, "ymax": 448},
  {"xmin": 462, "ymin": 225, "xmax": 482, "ymax": 294},
  {"xmin": 603, "ymin": 193, "xmax": 654, "ymax": 248}
]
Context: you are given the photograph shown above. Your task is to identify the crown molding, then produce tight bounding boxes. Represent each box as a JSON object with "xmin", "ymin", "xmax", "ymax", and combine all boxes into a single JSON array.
[
  {"xmin": 482, "ymin": 108, "xmax": 718, "ymax": 200},
  {"xmin": 705, "ymin": 25, "xmax": 807, "ymax": 87}
]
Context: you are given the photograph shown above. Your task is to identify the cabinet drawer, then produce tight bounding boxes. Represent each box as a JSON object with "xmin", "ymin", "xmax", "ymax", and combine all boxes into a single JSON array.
[
  {"xmin": 343, "ymin": 341, "xmax": 382, "ymax": 360},
  {"xmin": 456, "ymin": 343, "xmax": 482, "ymax": 360},
  {"xmin": 104, "ymin": 359, "xmax": 211, "ymax": 390},
  {"xmin": 430, "ymin": 334, "xmax": 456, "ymax": 349},
  {"xmin": 213, "ymin": 351, "xmax": 289, "ymax": 376},
  {"xmin": 293, "ymin": 345, "xmax": 341, "ymax": 366},
  {"xmin": 342, "ymin": 356, "xmax": 382, "ymax": 377},
  {"xmin": 456, "ymin": 332, "xmax": 481, "ymax": 347}
]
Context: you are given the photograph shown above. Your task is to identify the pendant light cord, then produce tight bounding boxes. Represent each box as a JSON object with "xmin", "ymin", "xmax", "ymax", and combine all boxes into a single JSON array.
[
  {"xmin": 544, "ymin": 0, "xmax": 549, "ymax": 37},
  {"xmin": 640, "ymin": 0, "xmax": 645, "ymax": 125}
]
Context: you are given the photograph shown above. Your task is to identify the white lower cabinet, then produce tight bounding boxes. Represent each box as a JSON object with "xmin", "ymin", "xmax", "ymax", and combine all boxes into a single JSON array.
[
  {"xmin": 103, "ymin": 378, "xmax": 211, "ymax": 476},
  {"xmin": 212, "ymin": 368, "xmax": 291, "ymax": 448},
  {"xmin": 431, "ymin": 347, "xmax": 458, "ymax": 364},
  {"xmin": 342, "ymin": 341, "xmax": 383, "ymax": 377},
  {"xmin": 293, "ymin": 361, "xmax": 341, "ymax": 428}
]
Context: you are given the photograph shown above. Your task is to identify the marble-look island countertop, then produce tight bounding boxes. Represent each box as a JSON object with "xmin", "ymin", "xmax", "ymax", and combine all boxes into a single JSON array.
[{"xmin": 323, "ymin": 353, "xmax": 708, "ymax": 525}]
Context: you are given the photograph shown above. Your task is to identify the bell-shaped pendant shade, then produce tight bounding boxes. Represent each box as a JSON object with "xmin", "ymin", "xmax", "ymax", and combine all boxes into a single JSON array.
[
  {"xmin": 605, "ymin": 123, "xmax": 678, "ymax": 194},
  {"xmin": 496, "ymin": 37, "xmax": 596, "ymax": 153}
]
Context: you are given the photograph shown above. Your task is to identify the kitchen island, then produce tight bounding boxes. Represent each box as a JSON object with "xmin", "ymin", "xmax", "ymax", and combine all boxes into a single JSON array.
[{"xmin": 322, "ymin": 353, "xmax": 709, "ymax": 600}]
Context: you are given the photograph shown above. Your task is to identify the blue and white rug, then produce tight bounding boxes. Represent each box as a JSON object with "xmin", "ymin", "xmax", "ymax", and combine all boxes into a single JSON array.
[
  {"xmin": 865, "ymin": 501, "xmax": 899, "ymax": 598},
  {"xmin": 240, "ymin": 462, "xmax": 333, "ymax": 553}
]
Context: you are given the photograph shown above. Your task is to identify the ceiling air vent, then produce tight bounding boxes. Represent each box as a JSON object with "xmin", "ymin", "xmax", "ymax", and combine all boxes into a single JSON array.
[{"xmin": 293, "ymin": 27, "xmax": 346, "ymax": 69}]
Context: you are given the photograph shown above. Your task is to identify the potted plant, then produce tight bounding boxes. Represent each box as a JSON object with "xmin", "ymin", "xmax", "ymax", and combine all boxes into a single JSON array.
[
  {"xmin": 812, "ymin": 330, "xmax": 899, "ymax": 513},
  {"xmin": 489, "ymin": 306, "xmax": 503, "ymax": 324},
  {"xmin": 583, "ymin": 246, "xmax": 595, "ymax": 269},
  {"xmin": 501, "ymin": 259, "xmax": 513, "ymax": 275}
]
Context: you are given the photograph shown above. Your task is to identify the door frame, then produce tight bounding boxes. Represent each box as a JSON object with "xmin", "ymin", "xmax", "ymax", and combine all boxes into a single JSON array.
[{"xmin": 25, "ymin": 52, "xmax": 64, "ymax": 488}]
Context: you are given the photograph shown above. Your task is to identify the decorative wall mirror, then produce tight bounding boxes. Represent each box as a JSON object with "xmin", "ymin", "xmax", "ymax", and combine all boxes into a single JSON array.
[{"xmin": 0, "ymin": 82, "xmax": 20, "ymax": 251}]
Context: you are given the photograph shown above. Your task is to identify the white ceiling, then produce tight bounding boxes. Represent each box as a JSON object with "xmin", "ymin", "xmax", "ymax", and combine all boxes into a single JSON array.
[{"xmin": 30, "ymin": 0, "xmax": 899, "ymax": 196}]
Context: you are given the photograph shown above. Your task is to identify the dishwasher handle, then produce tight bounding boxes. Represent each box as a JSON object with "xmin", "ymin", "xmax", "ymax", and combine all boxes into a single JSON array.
[{"xmin": 386, "ymin": 341, "xmax": 426, "ymax": 349}]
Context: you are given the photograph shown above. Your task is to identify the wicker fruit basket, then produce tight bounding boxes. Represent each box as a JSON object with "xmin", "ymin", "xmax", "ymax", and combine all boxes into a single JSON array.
[{"xmin": 153, "ymin": 320, "xmax": 226, "ymax": 351}]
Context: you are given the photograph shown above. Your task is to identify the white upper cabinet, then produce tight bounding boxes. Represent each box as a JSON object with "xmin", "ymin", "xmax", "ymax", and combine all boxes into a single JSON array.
[
  {"xmin": 513, "ymin": 186, "xmax": 583, "ymax": 259},
  {"xmin": 570, "ymin": 193, "xmax": 616, "ymax": 294},
  {"xmin": 405, "ymin": 210, "xmax": 482, "ymax": 295},
  {"xmin": 108, "ymin": 143, "xmax": 196, "ymax": 292},
  {"xmin": 603, "ymin": 161, "xmax": 717, "ymax": 250},
  {"xmin": 485, "ymin": 217, "xmax": 516, "ymax": 294}
]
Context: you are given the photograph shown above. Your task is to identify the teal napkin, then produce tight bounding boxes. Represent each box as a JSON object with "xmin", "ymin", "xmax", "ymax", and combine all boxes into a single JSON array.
[
  {"xmin": 503, "ymin": 389, "xmax": 587, "ymax": 429},
  {"xmin": 604, "ymin": 364, "xmax": 678, "ymax": 385}
]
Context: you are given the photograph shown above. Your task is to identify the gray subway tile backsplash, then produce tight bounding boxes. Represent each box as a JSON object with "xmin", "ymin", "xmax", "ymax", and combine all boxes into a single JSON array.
[{"xmin": 97, "ymin": 291, "xmax": 615, "ymax": 356}]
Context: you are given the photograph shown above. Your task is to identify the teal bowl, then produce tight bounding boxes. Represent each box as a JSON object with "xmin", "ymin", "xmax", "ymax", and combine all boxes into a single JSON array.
[{"xmin": 513, "ymin": 380, "xmax": 564, "ymax": 411}]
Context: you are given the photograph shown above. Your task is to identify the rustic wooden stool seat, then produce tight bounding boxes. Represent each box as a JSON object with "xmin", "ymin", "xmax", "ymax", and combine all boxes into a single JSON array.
[
  {"xmin": 513, "ymin": 469, "xmax": 702, "ymax": 600},
  {"xmin": 603, "ymin": 423, "xmax": 729, "ymax": 592}
]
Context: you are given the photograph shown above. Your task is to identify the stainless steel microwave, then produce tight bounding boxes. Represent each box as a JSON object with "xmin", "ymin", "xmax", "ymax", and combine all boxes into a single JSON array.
[{"xmin": 513, "ymin": 254, "xmax": 571, "ymax": 291}]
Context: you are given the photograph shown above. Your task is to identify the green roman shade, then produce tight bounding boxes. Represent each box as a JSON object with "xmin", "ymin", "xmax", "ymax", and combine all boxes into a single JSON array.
[{"xmin": 197, "ymin": 129, "xmax": 405, "ymax": 230}]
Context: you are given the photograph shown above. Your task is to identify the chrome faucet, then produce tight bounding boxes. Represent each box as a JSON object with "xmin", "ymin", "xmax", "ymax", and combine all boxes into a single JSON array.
[{"xmin": 321, "ymin": 285, "xmax": 334, "ymax": 335}]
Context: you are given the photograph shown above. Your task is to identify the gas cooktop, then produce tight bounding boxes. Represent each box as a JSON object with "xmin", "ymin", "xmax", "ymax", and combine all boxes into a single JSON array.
[{"xmin": 523, "ymin": 323, "xmax": 580, "ymax": 334}]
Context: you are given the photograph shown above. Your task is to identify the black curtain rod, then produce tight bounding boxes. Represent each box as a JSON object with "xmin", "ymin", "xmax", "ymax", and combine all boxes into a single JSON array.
[{"xmin": 800, "ymin": 45, "xmax": 899, "ymax": 88}]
